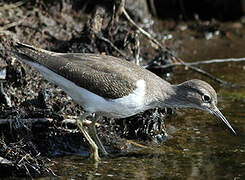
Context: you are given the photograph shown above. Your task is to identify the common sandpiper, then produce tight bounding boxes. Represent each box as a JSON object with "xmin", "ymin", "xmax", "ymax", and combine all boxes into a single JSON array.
[{"xmin": 12, "ymin": 42, "xmax": 236, "ymax": 161}]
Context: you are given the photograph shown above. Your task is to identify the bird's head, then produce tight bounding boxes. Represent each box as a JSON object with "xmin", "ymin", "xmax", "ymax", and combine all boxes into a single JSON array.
[{"xmin": 172, "ymin": 79, "xmax": 236, "ymax": 135}]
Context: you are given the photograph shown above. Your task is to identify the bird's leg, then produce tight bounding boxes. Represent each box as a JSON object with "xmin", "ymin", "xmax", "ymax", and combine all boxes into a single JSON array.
[
  {"xmin": 88, "ymin": 115, "xmax": 109, "ymax": 156},
  {"xmin": 77, "ymin": 112, "xmax": 100, "ymax": 162}
]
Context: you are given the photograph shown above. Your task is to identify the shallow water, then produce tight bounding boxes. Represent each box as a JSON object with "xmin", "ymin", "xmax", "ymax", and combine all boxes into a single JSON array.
[
  {"xmin": 47, "ymin": 71, "xmax": 245, "ymax": 179},
  {"xmin": 42, "ymin": 21, "xmax": 245, "ymax": 179}
]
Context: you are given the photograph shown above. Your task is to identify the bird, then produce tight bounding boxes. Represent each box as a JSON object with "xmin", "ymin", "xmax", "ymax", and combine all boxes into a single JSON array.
[{"xmin": 12, "ymin": 42, "xmax": 236, "ymax": 161}]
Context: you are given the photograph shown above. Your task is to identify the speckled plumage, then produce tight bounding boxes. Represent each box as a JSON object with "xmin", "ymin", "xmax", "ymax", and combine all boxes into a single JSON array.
[
  {"xmin": 12, "ymin": 42, "xmax": 236, "ymax": 161},
  {"xmin": 14, "ymin": 43, "xmax": 170, "ymax": 100}
]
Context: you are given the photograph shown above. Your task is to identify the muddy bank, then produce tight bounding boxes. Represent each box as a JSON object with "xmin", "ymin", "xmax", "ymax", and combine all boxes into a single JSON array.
[
  {"xmin": 0, "ymin": 1, "xmax": 172, "ymax": 177},
  {"xmin": 0, "ymin": 0, "xmax": 244, "ymax": 178}
]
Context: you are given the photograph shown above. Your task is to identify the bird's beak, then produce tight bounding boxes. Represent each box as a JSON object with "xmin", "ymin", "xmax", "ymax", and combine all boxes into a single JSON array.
[{"xmin": 211, "ymin": 106, "xmax": 236, "ymax": 135}]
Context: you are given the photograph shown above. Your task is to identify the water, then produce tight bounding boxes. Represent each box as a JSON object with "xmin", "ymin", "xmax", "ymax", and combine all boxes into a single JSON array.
[
  {"xmin": 42, "ymin": 21, "xmax": 245, "ymax": 179},
  {"xmin": 48, "ymin": 71, "xmax": 245, "ymax": 179}
]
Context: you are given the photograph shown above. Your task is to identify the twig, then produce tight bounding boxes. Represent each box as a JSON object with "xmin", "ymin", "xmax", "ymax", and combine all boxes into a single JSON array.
[
  {"xmin": 0, "ymin": 12, "xmax": 31, "ymax": 31},
  {"xmin": 0, "ymin": 118, "xmax": 100, "ymax": 127},
  {"xmin": 146, "ymin": 57, "xmax": 243, "ymax": 86},
  {"xmin": 176, "ymin": 58, "xmax": 234, "ymax": 85},
  {"xmin": 185, "ymin": 57, "xmax": 245, "ymax": 65},
  {"xmin": 96, "ymin": 35, "xmax": 130, "ymax": 60},
  {"xmin": 186, "ymin": 65, "xmax": 229, "ymax": 84},
  {"xmin": 122, "ymin": 8, "xmax": 165, "ymax": 51},
  {"xmin": 113, "ymin": 0, "xmax": 126, "ymax": 23},
  {"xmin": 18, "ymin": 154, "xmax": 31, "ymax": 164},
  {"xmin": 0, "ymin": 1, "xmax": 25, "ymax": 11},
  {"xmin": 151, "ymin": 57, "xmax": 245, "ymax": 69},
  {"xmin": 61, "ymin": 118, "xmax": 100, "ymax": 127},
  {"xmin": 148, "ymin": 0, "xmax": 157, "ymax": 17},
  {"xmin": 0, "ymin": 118, "xmax": 53, "ymax": 125},
  {"xmin": 126, "ymin": 140, "xmax": 148, "ymax": 149},
  {"xmin": 147, "ymin": 55, "xmax": 245, "ymax": 86},
  {"xmin": 0, "ymin": 21, "xmax": 23, "ymax": 31}
]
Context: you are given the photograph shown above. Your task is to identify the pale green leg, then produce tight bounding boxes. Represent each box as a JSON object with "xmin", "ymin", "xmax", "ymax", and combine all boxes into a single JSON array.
[
  {"xmin": 88, "ymin": 115, "xmax": 109, "ymax": 156},
  {"xmin": 77, "ymin": 112, "xmax": 100, "ymax": 162}
]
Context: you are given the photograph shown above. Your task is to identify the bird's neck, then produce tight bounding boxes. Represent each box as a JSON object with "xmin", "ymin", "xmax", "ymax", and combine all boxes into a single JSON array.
[{"xmin": 158, "ymin": 84, "xmax": 190, "ymax": 109}]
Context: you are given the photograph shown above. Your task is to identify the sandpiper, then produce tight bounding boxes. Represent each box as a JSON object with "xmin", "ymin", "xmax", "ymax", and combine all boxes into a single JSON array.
[{"xmin": 12, "ymin": 42, "xmax": 236, "ymax": 161}]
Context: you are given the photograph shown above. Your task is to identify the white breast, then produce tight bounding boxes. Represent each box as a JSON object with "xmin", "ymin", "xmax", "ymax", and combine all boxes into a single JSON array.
[{"xmin": 107, "ymin": 79, "xmax": 146, "ymax": 117}]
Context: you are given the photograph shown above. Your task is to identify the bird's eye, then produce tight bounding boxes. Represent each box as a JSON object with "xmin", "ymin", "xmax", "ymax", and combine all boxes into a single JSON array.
[{"xmin": 202, "ymin": 94, "xmax": 211, "ymax": 103}]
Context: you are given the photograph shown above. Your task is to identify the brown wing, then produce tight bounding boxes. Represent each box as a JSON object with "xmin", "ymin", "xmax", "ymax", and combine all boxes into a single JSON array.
[
  {"xmin": 56, "ymin": 53, "xmax": 139, "ymax": 99},
  {"xmin": 14, "ymin": 43, "xmax": 143, "ymax": 99}
]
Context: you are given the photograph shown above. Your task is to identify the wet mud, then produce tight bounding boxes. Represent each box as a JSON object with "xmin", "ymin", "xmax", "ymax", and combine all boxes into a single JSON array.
[{"xmin": 0, "ymin": 0, "xmax": 245, "ymax": 178}]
